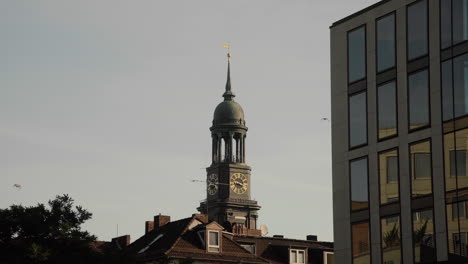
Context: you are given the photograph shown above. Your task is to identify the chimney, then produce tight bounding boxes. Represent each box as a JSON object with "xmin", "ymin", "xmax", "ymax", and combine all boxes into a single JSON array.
[
  {"xmin": 111, "ymin": 235, "xmax": 131, "ymax": 249},
  {"xmin": 273, "ymin": 235, "xmax": 284, "ymax": 238},
  {"xmin": 192, "ymin": 213, "xmax": 209, "ymax": 223},
  {"xmin": 307, "ymin": 235, "xmax": 318, "ymax": 241},
  {"xmin": 154, "ymin": 214, "xmax": 171, "ymax": 228},
  {"xmin": 145, "ymin": 221, "xmax": 154, "ymax": 234}
]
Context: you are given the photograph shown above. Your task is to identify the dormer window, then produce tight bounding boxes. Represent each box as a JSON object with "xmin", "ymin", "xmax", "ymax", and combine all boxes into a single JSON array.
[
  {"xmin": 208, "ymin": 231, "xmax": 220, "ymax": 252},
  {"xmin": 290, "ymin": 249, "xmax": 306, "ymax": 264}
]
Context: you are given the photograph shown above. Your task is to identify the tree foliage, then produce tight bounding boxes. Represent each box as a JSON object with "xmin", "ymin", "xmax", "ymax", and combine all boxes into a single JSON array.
[{"xmin": 0, "ymin": 194, "xmax": 108, "ymax": 264}]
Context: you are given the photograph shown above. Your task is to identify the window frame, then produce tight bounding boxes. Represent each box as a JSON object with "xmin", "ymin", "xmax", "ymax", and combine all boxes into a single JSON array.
[
  {"xmin": 406, "ymin": 0, "xmax": 429, "ymax": 62},
  {"xmin": 290, "ymin": 249, "xmax": 306, "ymax": 264},
  {"xmin": 376, "ymin": 11, "xmax": 397, "ymax": 73},
  {"xmin": 380, "ymin": 214, "xmax": 402, "ymax": 264},
  {"xmin": 411, "ymin": 208, "xmax": 437, "ymax": 263},
  {"xmin": 351, "ymin": 220, "xmax": 372, "ymax": 264},
  {"xmin": 347, "ymin": 24, "xmax": 367, "ymax": 85},
  {"xmin": 348, "ymin": 90, "xmax": 368, "ymax": 149},
  {"xmin": 376, "ymin": 79, "xmax": 398, "ymax": 141},
  {"xmin": 349, "ymin": 156, "xmax": 370, "ymax": 212},
  {"xmin": 207, "ymin": 230, "xmax": 221, "ymax": 253},
  {"xmin": 407, "ymin": 68, "xmax": 431, "ymax": 132},
  {"xmin": 378, "ymin": 148, "xmax": 401, "ymax": 206},
  {"xmin": 409, "ymin": 139, "xmax": 434, "ymax": 199}
]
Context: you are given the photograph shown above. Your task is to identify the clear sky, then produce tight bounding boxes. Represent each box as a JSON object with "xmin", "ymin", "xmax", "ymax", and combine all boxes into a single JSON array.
[{"xmin": 2, "ymin": 0, "xmax": 379, "ymax": 242}]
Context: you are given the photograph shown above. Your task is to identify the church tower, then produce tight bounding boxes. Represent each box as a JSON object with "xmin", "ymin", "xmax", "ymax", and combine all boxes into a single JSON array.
[{"xmin": 198, "ymin": 53, "xmax": 261, "ymax": 235}]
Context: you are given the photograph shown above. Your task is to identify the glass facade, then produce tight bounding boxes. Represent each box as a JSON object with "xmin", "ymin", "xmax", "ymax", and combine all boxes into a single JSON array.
[
  {"xmin": 379, "ymin": 149, "xmax": 399, "ymax": 204},
  {"xmin": 377, "ymin": 13, "xmax": 395, "ymax": 72},
  {"xmin": 378, "ymin": 81, "xmax": 397, "ymax": 139},
  {"xmin": 441, "ymin": 0, "xmax": 468, "ymax": 49},
  {"xmin": 444, "ymin": 128, "xmax": 468, "ymax": 192},
  {"xmin": 446, "ymin": 202, "xmax": 468, "ymax": 257},
  {"xmin": 348, "ymin": 26, "xmax": 366, "ymax": 83},
  {"xmin": 407, "ymin": 0, "xmax": 428, "ymax": 60},
  {"xmin": 352, "ymin": 222, "xmax": 370, "ymax": 264},
  {"xmin": 442, "ymin": 54, "xmax": 468, "ymax": 121},
  {"xmin": 410, "ymin": 140, "xmax": 432, "ymax": 197},
  {"xmin": 381, "ymin": 216, "xmax": 401, "ymax": 263},
  {"xmin": 349, "ymin": 92, "xmax": 367, "ymax": 147},
  {"xmin": 413, "ymin": 209, "xmax": 436, "ymax": 263},
  {"xmin": 350, "ymin": 157, "xmax": 368, "ymax": 211},
  {"xmin": 408, "ymin": 70, "xmax": 430, "ymax": 130}
]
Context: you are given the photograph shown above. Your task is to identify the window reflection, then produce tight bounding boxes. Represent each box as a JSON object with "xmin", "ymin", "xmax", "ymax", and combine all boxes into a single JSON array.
[
  {"xmin": 407, "ymin": 0, "xmax": 428, "ymax": 60},
  {"xmin": 381, "ymin": 216, "xmax": 401, "ymax": 263},
  {"xmin": 350, "ymin": 157, "xmax": 368, "ymax": 211},
  {"xmin": 441, "ymin": 0, "xmax": 452, "ymax": 49},
  {"xmin": 379, "ymin": 149, "xmax": 399, "ymax": 205},
  {"xmin": 349, "ymin": 92, "xmax": 367, "ymax": 148},
  {"xmin": 352, "ymin": 222, "xmax": 370, "ymax": 264},
  {"xmin": 442, "ymin": 51, "xmax": 468, "ymax": 122},
  {"xmin": 413, "ymin": 209, "xmax": 436, "ymax": 263},
  {"xmin": 410, "ymin": 140, "xmax": 432, "ymax": 197},
  {"xmin": 447, "ymin": 202, "xmax": 468, "ymax": 259},
  {"xmin": 378, "ymin": 81, "xmax": 397, "ymax": 139},
  {"xmin": 408, "ymin": 70, "xmax": 430, "ymax": 130},
  {"xmin": 444, "ymin": 129, "xmax": 468, "ymax": 192},
  {"xmin": 453, "ymin": 0, "xmax": 468, "ymax": 45},
  {"xmin": 377, "ymin": 13, "xmax": 395, "ymax": 72},
  {"xmin": 348, "ymin": 26, "xmax": 366, "ymax": 83}
]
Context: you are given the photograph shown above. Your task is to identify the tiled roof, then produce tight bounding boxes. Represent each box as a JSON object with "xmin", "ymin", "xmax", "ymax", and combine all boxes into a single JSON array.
[
  {"xmin": 124, "ymin": 217, "xmax": 193, "ymax": 258},
  {"xmin": 124, "ymin": 215, "xmax": 267, "ymax": 263}
]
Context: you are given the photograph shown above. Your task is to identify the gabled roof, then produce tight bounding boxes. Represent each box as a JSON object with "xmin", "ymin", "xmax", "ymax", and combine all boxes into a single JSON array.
[
  {"xmin": 124, "ymin": 216, "xmax": 194, "ymax": 258},
  {"xmin": 124, "ymin": 215, "xmax": 268, "ymax": 263}
]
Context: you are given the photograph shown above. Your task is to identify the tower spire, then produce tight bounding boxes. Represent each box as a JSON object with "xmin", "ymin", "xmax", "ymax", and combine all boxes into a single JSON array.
[{"xmin": 223, "ymin": 52, "xmax": 235, "ymax": 101}]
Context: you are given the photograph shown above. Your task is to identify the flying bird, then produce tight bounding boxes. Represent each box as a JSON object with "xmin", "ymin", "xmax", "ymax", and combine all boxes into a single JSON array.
[
  {"xmin": 321, "ymin": 117, "xmax": 330, "ymax": 122},
  {"xmin": 13, "ymin": 184, "xmax": 22, "ymax": 190}
]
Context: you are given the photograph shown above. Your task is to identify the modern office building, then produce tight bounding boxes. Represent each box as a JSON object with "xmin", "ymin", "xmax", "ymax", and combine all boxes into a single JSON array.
[{"xmin": 330, "ymin": 0, "xmax": 468, "ymax": 263}]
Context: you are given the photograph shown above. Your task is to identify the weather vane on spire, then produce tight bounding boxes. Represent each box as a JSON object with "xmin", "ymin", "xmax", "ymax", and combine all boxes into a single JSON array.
[
  {"xmin": 223, "ymin": 43, "xmax": 231, "ymax": 60},
  {"xmin": 222, "ymin": 43, "xmax": 234, "ymax": 100}
]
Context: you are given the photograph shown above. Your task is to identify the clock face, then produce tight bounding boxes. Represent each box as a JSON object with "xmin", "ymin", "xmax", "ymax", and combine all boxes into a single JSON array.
[
  {"xmin": 230, "ymin": 173, "xmax": 248, "ymax": 194},
  {"xmin": 207, "ymin": 173, "xmax": 218, "ymax": 195}
]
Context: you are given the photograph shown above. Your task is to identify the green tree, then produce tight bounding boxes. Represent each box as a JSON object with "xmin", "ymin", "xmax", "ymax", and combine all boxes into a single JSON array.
[{"xmin": 0, "ymin": 194, "xmax": 107, "ymax": 264}]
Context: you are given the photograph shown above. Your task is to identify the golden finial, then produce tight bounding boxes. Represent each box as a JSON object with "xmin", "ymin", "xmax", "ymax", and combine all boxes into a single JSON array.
[{"xmin": 223, "ymin": 43, "xmax": 231, "ymax": 61}]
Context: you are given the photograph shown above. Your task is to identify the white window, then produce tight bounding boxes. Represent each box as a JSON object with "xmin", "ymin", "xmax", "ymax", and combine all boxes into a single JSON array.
[
  {"xmin": 323, "ymin": 251, "xmax": 334, "ymax": 264},
  {"xmin": 290, "ymin": 249, "xmax": 306, "ymax": 264},
  {"xmin": 208, "ymin": 231, "xmax": 220, "ymax": 252}
]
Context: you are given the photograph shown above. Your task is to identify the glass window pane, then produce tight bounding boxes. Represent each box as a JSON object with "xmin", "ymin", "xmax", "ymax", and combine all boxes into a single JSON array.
[
  {"xmin": 450, "ymin": 151, "xmax": 467, "ymax": 177},
  {"xmin": 298, "ymin": 251, "xmax": 305, "ymax": 263},
  {"xmin": 352, "ymin": 222, "xmax": 370, "ymax": 263},
  {"xmin": 456, "ymin": 129, "xmax": 468, "ymax": 189},
  {"xmin": 348, "ymin": 26, "xmax": 366, "ymax": 83},
  {"xmin": 381, "ymin": 216, "xmax": 401, "ymax": 264},
  {"xmin": 408, "ymin": 70, "xmax": 430, "ymax": 130},
  {"xmin": 291, "ymin": 250, "xmax": 297, "ymax": 263},
  {"xmin": 441, "ymin": 0, "xmax": 453, "ymax": 49},
  {"xmin": 378, "ymin": 81, "xmax": 397, "ymax": 139},
  {"xmin": 445, "ymin": 132, "xmax": 458, "ymax": 192},
  {"xmin": 407, "ymin": 0, "xmax": 428, "ymax": 60},
  {"xmin": 349, "ymin": 92, "xmax": 367, "ymax": 147},
  {"xmin": 413, "ymin": 209, "xmax": 436, "ymax": 263},
  {"xmin": 377, "ymin": 13, "xmax": 395, "ymax": 72},
  {"xmin": 351, "ymin": 157, "xmax": 368, "ymax": 211},
  {"xmin": 209, "ymin": 231, "xmax": 219, "ymax": 246},
  {"xmin": 447, "ymin": 203, "xmax": 461, "ymax": 255},
  {"xmin": 453, "ymin": 0, "xmax": 468, "ymax": 45},
  {"xmin": 410, "ymin": 140, "xmax": 432, "ymax": 197},
  {"xmin": 453, "ymin": 54, "xmax": 468, "ymax": 118},
  {"xmin": 442, "ymin": 60, "xmax": 454, "ymax": 121},
  {"xmin": 379, "ymin": 149, "xmax": 399, "ymax": 205}
]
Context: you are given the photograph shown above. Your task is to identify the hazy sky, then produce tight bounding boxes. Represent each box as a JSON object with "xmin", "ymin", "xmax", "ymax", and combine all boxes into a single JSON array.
[{"xmin": 2, "ymin": 0, "xmax": 379, "ymax": 242}]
